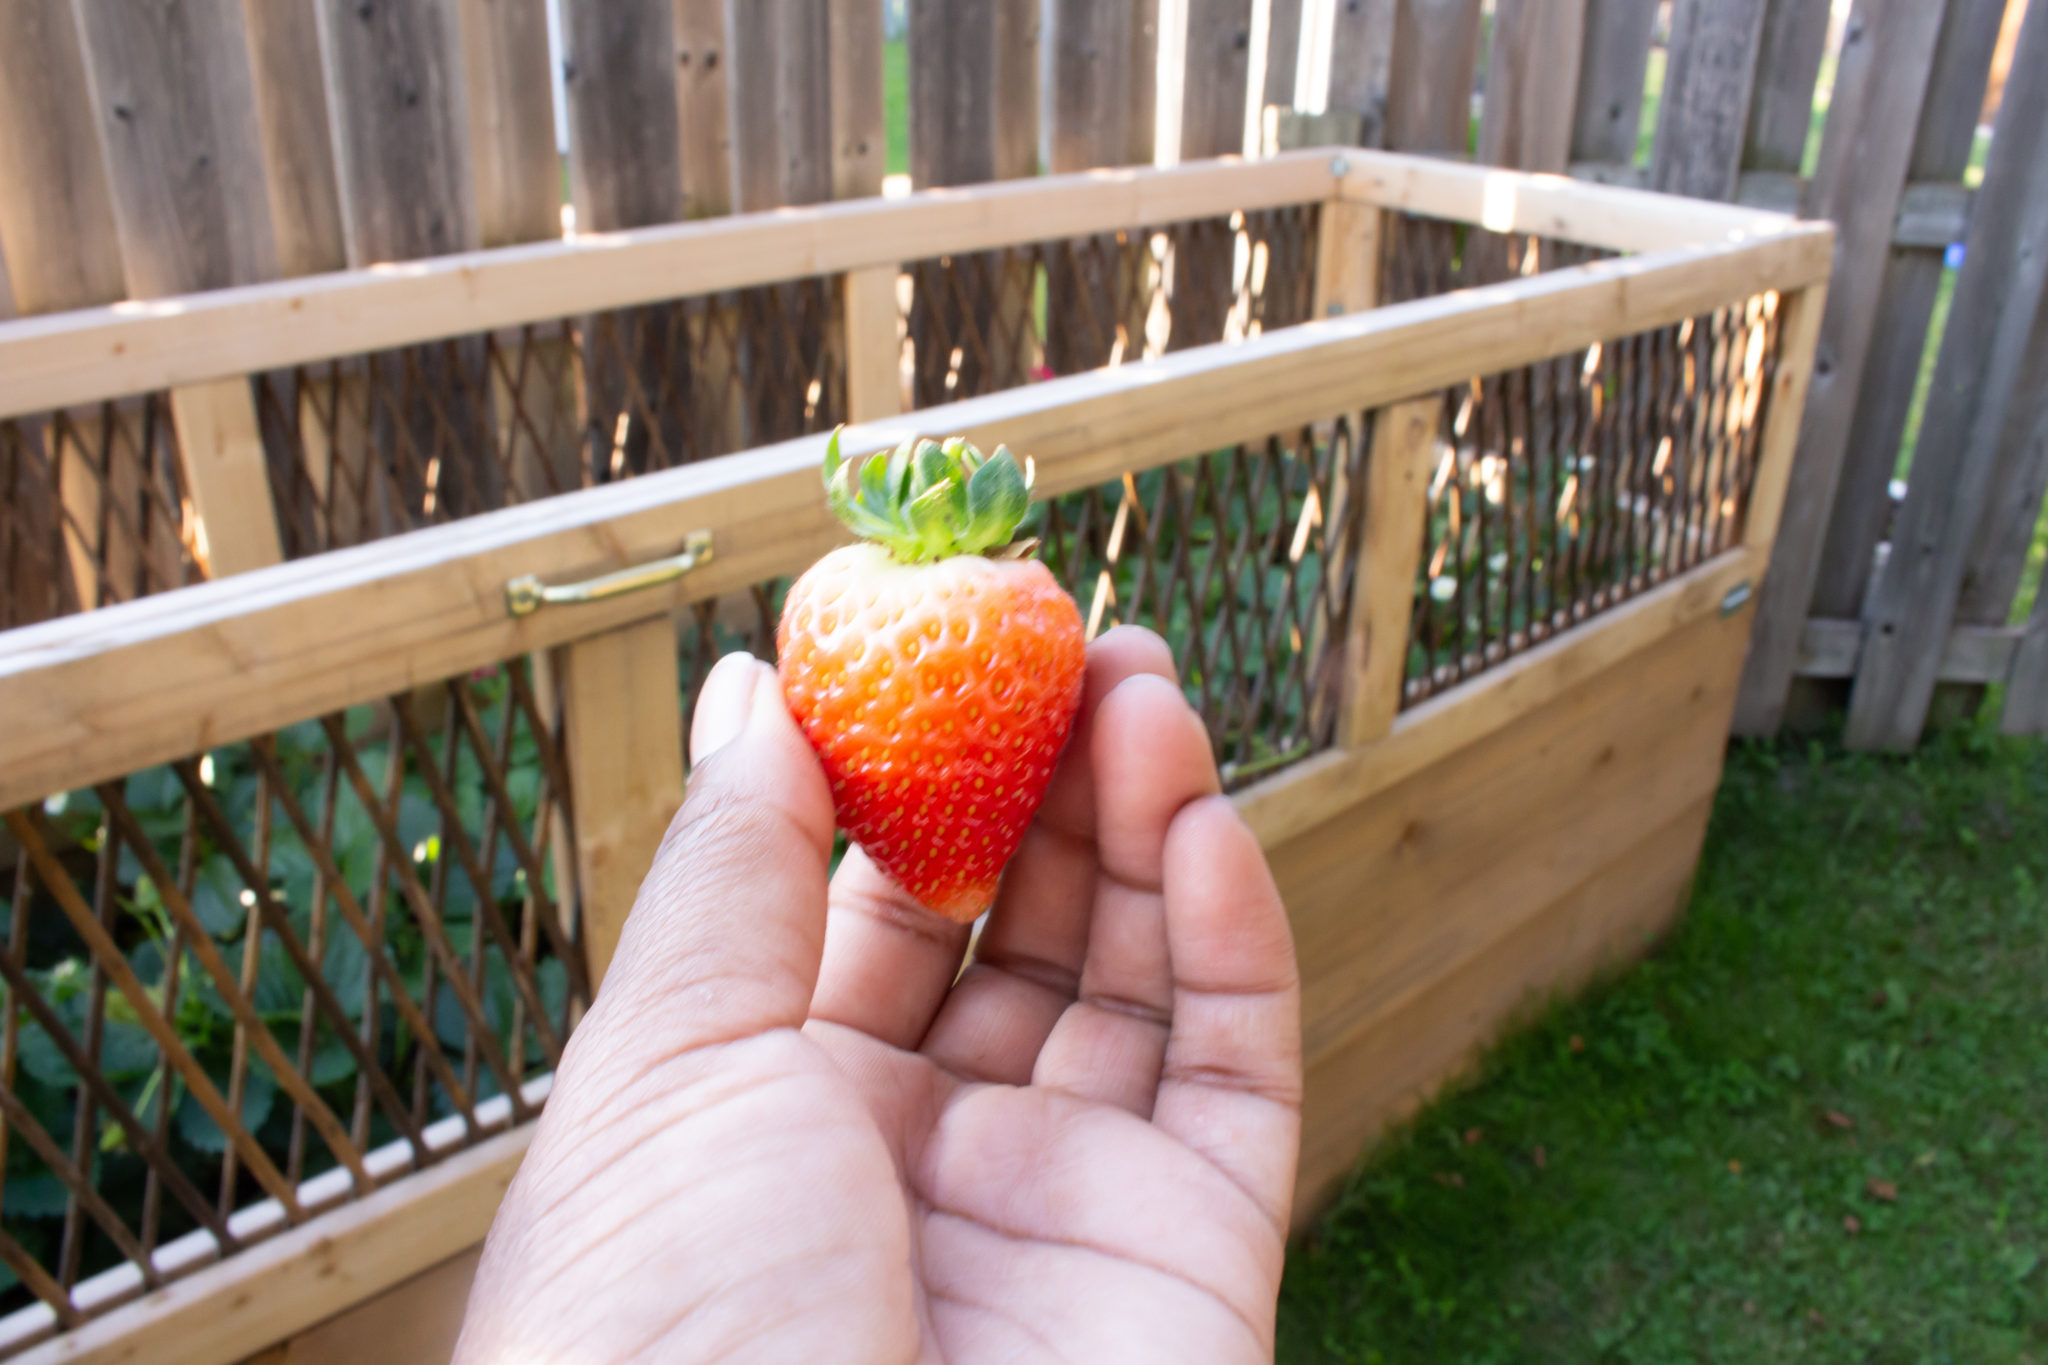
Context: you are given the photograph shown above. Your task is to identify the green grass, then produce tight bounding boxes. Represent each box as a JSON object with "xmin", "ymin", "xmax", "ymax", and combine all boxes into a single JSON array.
[
  {"xmin": 886, "ymin": 37, "xmax": 909, "ymax": 177},
  {"xmin": 1280, "ymin": 725, "xmax": 2048, "ymax": 1363}
]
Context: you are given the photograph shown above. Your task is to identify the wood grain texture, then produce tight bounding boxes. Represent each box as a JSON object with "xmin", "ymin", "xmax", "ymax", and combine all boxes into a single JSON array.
[
  {"xmin": 1734, "ymin": 282, "xmax": 1829, "ymax": 560},
  {"xmin": 1810, "ymin": 0, "xmax": 2010, "ymax": 619},
  {"xmin": 557, "ymin": 619, "xmax": 686, "ymax": 987},
  {"xmin": 1847, "ymin": 2, "xmax": 2048, "ymax": 749},
  {"xmin": 674, "ymin": 0, "xmax": 735, "ymax": 219},
  {"xmin": 1476, "ymin": 0, "xmax": 1588, "ymax": 172},
  {"xmin": 1287, "ymin": 602, "xmax": 1752, "ymax": 1216},
  {"xmin": 169, "ymin": 380, "xmax": 286, "ymax": 578},
  {"xmin": 1183, "ymin": 0, "xmax": 1257, "ymax": 159},
  {"xmin": 1326, "ymin": 0, "xmax": 1397, "ymax": 148},
  {"xmin": 1260, "ymin": 0, "xmax": 1306, "ymax": 110},
  {"xmin": 72, "ymin": 0, "xmax": 280, "ymax": 296},
  {"xmin": 843, "ymin": 264, "xmax": 907, "ymax": 421},
  {"xmin": 726, "ymin": 0, "xmax": 834, "ymax": 210},
  {"xmin": 904, "ymin": 0, "xmax": 1037, "ymax": 183},
  {"xmin": 1732, "ymin": 0, "xmax": 1947, "ymax": 734},
  {"xmin": 1650, "ymin": 0, "xmax": 1769, "ymax": 201},
  {"xmin": 456, "ymin": 0, "xmax": 561, "ymax": 247},
  {"xmin": 1568, "ymin": 0, "xmax": 1660, "ymax": 168},
  {"xmin": 1741, "ymin": 0, "xmax": 1833, "ymax": 175},
  {"xmin": 2005, "ymin": 578, "xmax": 2048, "ymax": 734},
  {"xmin": 315, "ymin": 0, "xmax": 480, "ymax": 263},
  {"xmin": 829, "ymin": 0, "xmax": 888, "ymax": 199},
  {"xmin": 240, "ymin": 0, "xmax": 348, "ymax": 276},
  {"xmin": 1383, "ymin": 0, "xmax": 1484, "ymax": 154},
  {"xmin": 563, "ymin": 0, "xmax": 684, "ymax": 231},
  {"xmin": 1955, "ymin": 303, "xmax": 2048, "ymax": 628},
  {"xmin": 0, "ymin": 154, "xmax": 1338, "ymax": 418},
  {"xmin": 249, "ymin": 1249, "xmax": 478, "ymax": 1365},
  {"xmin": 1338, "ymin": 396, "xmax": 1434, "ymax": 745},
  {"xmin": 1047, "ymin": 0, "xmax": 1159, "ymax": 170},
  {"xmin": 0, "ymin": 227, "xmax": 1830, "ymax": 812},
  {"xmin": 1310, "ymin": 198, "xmax": 1380, "ymax": 320},
  {"xmin": 0, "ymin": 0, "xmax": 128, "ymax": 314}
]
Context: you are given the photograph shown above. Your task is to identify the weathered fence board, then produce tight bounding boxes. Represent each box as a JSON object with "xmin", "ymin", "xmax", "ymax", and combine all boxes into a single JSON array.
[
  {"xmin": 1568, "ymin": 0, "xmax": 1660, "ymax": 170},
  {"xmin": 727, "ymin": 0, "xmax": 835, "ymax": 210},
  {"xmin": 829, "ymin": 0, "xmax": 888, "ymax": 201},
  {"xmin": 456, "ymin": 0, "xmax": 560, "ymax": 249},
  {"xmin": 1809, "ymin": 0, "xmax": 2010, "ymax": 622},
  {"xmin": 1651, "ymin": 0, "xmax": 1768, "ymax": 201},
  {"xmin": 1476, "ymin": 0, "xmax": 1589, "ymax": 172},
  {"xmin": 1327, "ymin": 0, "xmax": 1398, "ymax": 149},
  {"xmin": 674, "ymin": 0, "xmax": 736, "ymax": 220},
  {"xmin": 1183, "ymin": 0, "xmax": 1258, "ymax": 158},
  {"xmin": 1260, "ymin": 0, "xmax": 1307, "ymax": 113},
  {"xmin": 1733, "ymin": 0, "xmax": 1948, "ymax": 736},
  {"xmin": 1384, "ymin": 0, "xmax": 1484, "ymax": 154},
  {"xmin": 564, "ymin": 1, "xmax": 685, "ymax": 231},
  {"xmin": 1846, "ymin": 0, "xmax": 2048, "ymax": 748},
  {"xmin": 1048, "ymin": 0, "xmax": 1160, "ymax": 170},
  {"xmin": 241, "ymin": 0, "xmax": 349, "ymax": 277},
  {"xmin": 2008, "ymin": 582, "xmax": 2048, "ymax": 733},
  {"xmin": 1741, "ymin": 0, "xmax": 1832, "ymax": 183}
]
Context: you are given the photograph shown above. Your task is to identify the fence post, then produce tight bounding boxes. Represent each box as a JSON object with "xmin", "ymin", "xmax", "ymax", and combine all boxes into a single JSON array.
[
  {"xmin": 555, "ymin": 618, "xmax": 688, "ymax": 990},
  {"xmin": 1477, "ymin": 0, "xmax": 1588, "ymax": 172},
  {"xmin": 1846, "ymin": 0, "xmax": 2048, "ymax": 750},
  {"xmin": 1338, "ymin": 396, "xmax": 1438, "ymax": 746},
  {"xmin": 1731, "ymin": 0, "xmax": 1948, "ymax": 736},
  {"xmin": 1738, "ymin": 282, "xmax": 1830, "ymax": 562},
  {"xmin": 1312, "ymin": 198, "xmax": 1380, "ymax": 321},
  {"xmin": 1809, "ymin": 0, "xmax": 2010, "ymax": 624}
]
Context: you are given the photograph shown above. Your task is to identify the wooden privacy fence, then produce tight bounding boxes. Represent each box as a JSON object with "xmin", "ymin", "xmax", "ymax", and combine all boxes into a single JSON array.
[{"xmin": 0, "ymin": 153, "xmax": 1830, "ymax": 1362}]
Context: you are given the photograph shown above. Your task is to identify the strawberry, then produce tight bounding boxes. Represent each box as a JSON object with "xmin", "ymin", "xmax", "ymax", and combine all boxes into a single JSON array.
[{"xmin": 777, "ymin": 430, "xmax": 1086, "ymax": 921}]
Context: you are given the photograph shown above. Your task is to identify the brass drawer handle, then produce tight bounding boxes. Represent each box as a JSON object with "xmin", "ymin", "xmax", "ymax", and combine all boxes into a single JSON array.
[{"xmin": 505, "ymin": 531, "xmax": 715, "ymax": 617}]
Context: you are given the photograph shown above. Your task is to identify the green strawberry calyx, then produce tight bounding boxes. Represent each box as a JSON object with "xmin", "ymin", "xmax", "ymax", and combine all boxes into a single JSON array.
[{"xmin": 822, "ymin": 426, "xmax": 1035, "ymax": 564}]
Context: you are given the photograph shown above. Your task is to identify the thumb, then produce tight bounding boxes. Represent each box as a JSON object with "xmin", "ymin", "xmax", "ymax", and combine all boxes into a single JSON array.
[{"xmin": 581, "ymin": 652, "xmax": 837, "ymax": 1055}]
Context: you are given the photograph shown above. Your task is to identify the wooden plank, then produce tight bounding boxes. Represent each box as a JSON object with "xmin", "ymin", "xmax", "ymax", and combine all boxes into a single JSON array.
[
  {"xmin": 991, "ymin": 0, "xmax": 1041, "ymax": 180},
  {"xmin": 0, "ymin": 0, "xmax": 129, "ymax": 315},
  {"xmin": 1383, "ymin": 0, "xmax": 1484, "ymax": 154},
  {"xmin": 843, "ymin": 264, "xmax": 906, "ymax": 421},
  {"xmin": 556, "ymin": 618, "xmax": 686, "ymax": 988},
  {"xmin": 829, "ymin": 0, "xmax": 888, "ymax": 200},
  {"xmin": 1476, "ymin": 0, "xmax": 1588, "ymax": 172},
  {"xmin": 1310, "ymin": 198, "xmax": 1380, "ymax": 320},
  {"xmin": 674, "ymin": 0, "xmax": 735, "ymax": 220},
  {"xmin": 1294, "ymin": 791, "xmax": 1714, "ymax": 1217},
  {"xmin": 1732, "ymin": 0, "xmax": 1948, "ymax": 733},
  {"xmin": 1733, "ymin": 282, "xmax": 1829, "ymax": 559},
  {"xmin": 456, "ymin": 0, "xmax": 561, "ymax": 248},
  {"xmin": 0, "ymin": 154, "xmax": 1340, "ymax": 417},
  {"xmin": 1567, "ymin": 0, "xmax": 1659, "ymax": 169},
  {"xmin": 1047, "ymin": 0, "xmax": 1159, "ymax": 171},
  {"xmin": 2005, "ymin": 581, "xmax": 2048, "ymax": 734},
  {"xmin": 1741, "ymin": 0, "xmax": 1833, "ymax": 178},
  {"xmin": 71, "ymin": 0, "xmax": 281, "ymax": 297},
  {"xmin": 1795, "ymin": 616, "xmax": 2023, "ymax": 683},
  {"xmin": 1326, "ymin": 0, "xmax": 1398, "ymax": 149},
  {"xmin": 241, "ymin": 0, "xmax": 348, "ymax": 277},
  {"xmin": 1259, "ymin": 0, "xmax": 1306, "ymax": 112},
  {"xmin": 1955, "ymin": 302, "xmax": 2048, "ymax": 626},
  {"xmin": 0, "ymin": 226, "xmax": 1833, "ymax": 811},
  {"xmin": 1336, "ymin": 152, "xmax": 1805, "ymax": 252},
  {"xmin": 4, "ymin": 1120, "xmax": 533, "ymax": 1365},
  {"xmin": 169, "ymin": 381, "xmax": 287, "ymax": 578},
  {"xmin": 1843, "ymin": 0, "xmax": 2048, "ymax": 749},
  {"xmin": 1240, "ymin": 547, "xmax": 1757, "ymax": 849},
  {"xmin": 314, "ymin": 0, "xmax": 479, "ymax": 263},
  {"xmin": 562, "ymin": 1, "xmax": 684, "ymax": 231},
  {"xmin": 1338, "ymin": 396, "xmax": 1434, "ymax": 745},
  {"xmin": 1650, "ymin": 0, "xmax": 1769, "ymax": 201},
  {"xmin": 906, "ymin": 0, "xmax": 1040, "ymax": 183},
  {"xmin": 726, "ymin": 0, "xmax": 834, "ymax": 210},
  {"xmin": 1183, "ymin": 0, "xmax": 1258, "ymax": 159},
  {"xmin": 255, "ymin": 1248, "xmax": 478, "ymax": 1365},
  {"xmin": 1845, "ymin": 1, "xmax": 2048, "ymax": 749},
  {"xmin": 1809, "ymin": 0, "xmax": 2007, "ymax": 620}
]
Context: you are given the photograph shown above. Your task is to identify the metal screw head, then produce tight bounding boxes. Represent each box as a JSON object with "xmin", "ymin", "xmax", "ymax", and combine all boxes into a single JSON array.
[
  {"xmin": 1326, "ymin": 301, "xmax": 1345, "ymax": 316},
  {"xmin": 1330, "ymin": 155, "xmax": 1351, "ymax": 178},
  {"xmin": 1720, "ymin": 580, "xmax": 1754, "ymax": 617}
]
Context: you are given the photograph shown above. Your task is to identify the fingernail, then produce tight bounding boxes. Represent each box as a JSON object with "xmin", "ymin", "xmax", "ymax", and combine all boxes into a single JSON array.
[{"xmin": 690, "ymin": 654, "xmax": 764, "ymax": 762}]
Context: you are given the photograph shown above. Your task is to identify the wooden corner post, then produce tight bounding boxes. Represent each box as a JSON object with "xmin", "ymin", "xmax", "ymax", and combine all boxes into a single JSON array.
[
  {"xmin": 1312, "ymin": 193, "xmax": 1381, "ymax": 322},
  {"xmin": 1338, "ymin": 395, "xmax": 1439, "ymax": 747},
  {"xmin": 170, "ymin": 379, "xmax": 287, "ymax": 577},
  {"xmin": 552, "ymin": 616, "xmax": 687, "ymax": 989},
  {"xmin": 843, "ymin": 264, "xmax": 906, "ymax": 423}
]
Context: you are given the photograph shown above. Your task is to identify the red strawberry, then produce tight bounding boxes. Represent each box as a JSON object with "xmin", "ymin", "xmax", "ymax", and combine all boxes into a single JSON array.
[{"xmin": 777, "ymin": 431, "xmax": 1086, "ymax": 921}]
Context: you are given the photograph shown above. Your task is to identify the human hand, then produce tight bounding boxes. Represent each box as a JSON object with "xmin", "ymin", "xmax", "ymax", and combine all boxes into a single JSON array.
[{"xmin": 454, "ymin": 626, "xmax": 1301, "ymax": 1363}]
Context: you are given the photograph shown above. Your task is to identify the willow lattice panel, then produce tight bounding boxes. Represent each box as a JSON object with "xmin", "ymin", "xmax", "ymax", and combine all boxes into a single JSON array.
[
  {"xmin": 0, "ymin": 659, "xmax": 585, "ymax": 1344},
  {"xmin": 255, "ymin": 280, "xmax": 847, "ymax": 560},
  {"xmin": 1403, "ymin": 289, "xmax": 1786, "ymax": 704},
  {"xmin": 899, "ymin": 205, "xmax": 1320, "ymax": 409},
  {"xmin": 0, "ymin": 395, "xmax": 202, "ymax": 631}
]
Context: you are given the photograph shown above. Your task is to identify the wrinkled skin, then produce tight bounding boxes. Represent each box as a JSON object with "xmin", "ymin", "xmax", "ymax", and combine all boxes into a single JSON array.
[{"xmin": 455, "ymin": 627, "xmax": 1302, "ymax": 1364}]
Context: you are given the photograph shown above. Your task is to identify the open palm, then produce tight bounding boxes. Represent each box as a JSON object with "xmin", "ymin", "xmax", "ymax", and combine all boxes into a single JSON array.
[{"xmin": 455, "ymin": 628, "xmax": 1302, "ymax": 1364}]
